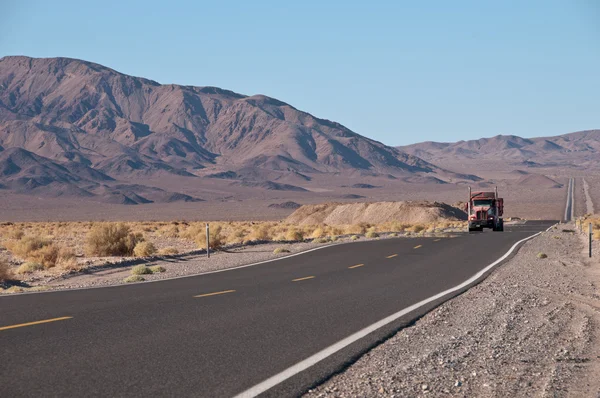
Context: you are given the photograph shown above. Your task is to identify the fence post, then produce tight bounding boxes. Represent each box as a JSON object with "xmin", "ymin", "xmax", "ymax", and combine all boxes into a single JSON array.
[
  {"xmin": 590, "ymin": 223, "xmax": 593, "ymax": 258},
  {"xmin": 206, "ymin": 223, "xmax": 210, "ymax": 258}
]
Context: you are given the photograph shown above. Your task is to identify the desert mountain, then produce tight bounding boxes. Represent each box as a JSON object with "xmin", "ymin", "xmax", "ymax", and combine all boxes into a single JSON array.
[
  {"xmin": 398, "ymin": 131, "xmax": 600, "ymax": 170},
  {"xmin": 0, "ymin": 56, "xmax": 481, "ymax": 204}
]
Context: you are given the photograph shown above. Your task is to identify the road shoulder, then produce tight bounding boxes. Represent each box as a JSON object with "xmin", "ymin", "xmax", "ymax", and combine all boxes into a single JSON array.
[{"xmin": 306, "ymin": 224, "xmax": 600, "ymax": 397}]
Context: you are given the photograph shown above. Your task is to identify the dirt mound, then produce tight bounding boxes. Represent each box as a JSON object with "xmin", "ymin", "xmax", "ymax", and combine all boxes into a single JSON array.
[
  {"xmin": 516, "ymin": 174, "xmax": 563, "ymax": 188},
  {"xmin": 285, "ymin": 201, "xmax": 466, "ymax": 225}
]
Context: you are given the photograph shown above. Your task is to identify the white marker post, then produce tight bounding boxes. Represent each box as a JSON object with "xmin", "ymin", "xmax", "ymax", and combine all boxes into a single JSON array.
[{"xmin": 206, "ymin": 223, "xmax": 210, "ymax": 259}]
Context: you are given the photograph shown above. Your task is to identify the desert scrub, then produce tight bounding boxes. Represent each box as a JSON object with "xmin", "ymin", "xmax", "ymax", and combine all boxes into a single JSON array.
[
  {"xmin": 6, "ymin": 235, "xmax": 60, "ymax": 268},
  {"xmin": 149, "ymin": 265, "xmax": 166, "ymax": 273},
  {"xmin": 350, "ymin": 235, "xmax": 360, "ymax": 241},
  {"xmin": 311, "ymin": 227, "xmax": 325, "ymax": 238},
  {"xmin": 273, "ymin": 247, "xmax": 291, "ymax": 254},
  {"xmin": 537, "ymin": 253, "xmax": 548, "ymax": 259},
  {"xmin": 134, "ymin": 241, "xmax": 157, "ymax": 257},
  {"xmin": 158, "ymin": 247, "xmax": 179, "ymax": 256},
  {"xmin": 285, "ymin": 229, "xmax": 304, "ymax": 241},
  {"xmin": 124, "ymin": 275, "xmax": 145, "ymax": 283},
  {"xmin": 16, "ymin": 262, "xmax": 44, "ymax": 274},
  {"xmin": 365, "ymin": 231, "xmax": 380, "ymax": 239},
  {"xmin": 0, "ymin": 258, "xmax": 14, "ymax": 283},
  {"xmin": 85, "ymin": 223, "xmax": 144, "ymax": 256},
  {"xmin": 131, "ymin": 265, "xmax": 152, "ymax": 275},
  {"xmin": 313, "ymin": 237, "xmax": 330, "ymax": 244}
]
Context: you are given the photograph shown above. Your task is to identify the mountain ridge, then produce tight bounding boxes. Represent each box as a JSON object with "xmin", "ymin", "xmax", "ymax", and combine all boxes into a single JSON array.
[{"xmin": 0, "ymin": 55, "xmax": 480, "ymax": 204}]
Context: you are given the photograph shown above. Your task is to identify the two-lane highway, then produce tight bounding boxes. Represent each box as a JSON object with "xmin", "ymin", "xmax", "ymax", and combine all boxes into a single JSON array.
[{"xmin": 0, "ymin": 221, "xmax": 555, "ymax": 397}]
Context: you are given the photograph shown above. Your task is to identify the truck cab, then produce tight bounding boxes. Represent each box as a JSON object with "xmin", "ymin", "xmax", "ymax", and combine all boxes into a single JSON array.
[{"xmin": 465, "ymin": 188, "xmax": 504, "ymax": 232}]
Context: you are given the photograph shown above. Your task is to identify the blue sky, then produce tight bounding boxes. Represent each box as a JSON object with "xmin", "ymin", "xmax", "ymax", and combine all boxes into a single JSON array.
[{"xmin": 1, "ymin": 0, "xmax": 599, "ymax": 145}]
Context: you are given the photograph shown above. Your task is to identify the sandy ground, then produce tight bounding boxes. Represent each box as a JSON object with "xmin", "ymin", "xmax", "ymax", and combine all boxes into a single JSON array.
[{"xmin": 305, "ymin": 224, "xmax": 600, "ymax": 397}]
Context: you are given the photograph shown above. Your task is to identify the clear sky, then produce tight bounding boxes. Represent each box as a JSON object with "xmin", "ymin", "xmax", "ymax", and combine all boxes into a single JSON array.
[{"xmin": 1, "ymin": 0, "xmax": 599, "ymax": 145}]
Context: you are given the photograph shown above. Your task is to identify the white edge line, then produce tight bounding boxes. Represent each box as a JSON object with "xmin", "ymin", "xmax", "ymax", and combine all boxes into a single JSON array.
[{"xmin": 233, "ymin": 225, "xmax": 554, "ymax": 398}]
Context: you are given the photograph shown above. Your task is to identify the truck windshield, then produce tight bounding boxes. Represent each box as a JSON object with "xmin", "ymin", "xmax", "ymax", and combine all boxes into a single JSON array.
[{"xmin": 473, "ymin": 200, "xmax": 492, "ymax": 207}]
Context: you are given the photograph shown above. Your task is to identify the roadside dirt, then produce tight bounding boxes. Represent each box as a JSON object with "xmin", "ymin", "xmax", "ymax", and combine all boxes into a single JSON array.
[
  {"xmin": 305, "ymin": 224, "xmax": 600, "ymax": 397},
  {"xmin": 286, "ymin": 201, "xmax": 466, "ymax": 226}
]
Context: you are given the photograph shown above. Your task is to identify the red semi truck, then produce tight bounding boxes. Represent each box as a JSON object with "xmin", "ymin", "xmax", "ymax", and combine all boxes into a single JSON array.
[{"xmin": 465, "ymin": 187, "xmax": 504, "ymax": 232}]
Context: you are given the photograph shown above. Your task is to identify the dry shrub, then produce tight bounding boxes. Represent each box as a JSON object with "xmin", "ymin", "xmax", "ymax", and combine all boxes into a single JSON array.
[
  {"xmin": 196, "ymin": 225, "xmax": 225, "ymax": 249},
  {"xmin": 29, "ymin": 244, "xmax": 60, "ymax": 268},
  {"xmin": 407, "ymin": 224, "xmax": 425, "ymax": 233},
  {"xmin": 131, "ymin": 265, "xmax": 152, "ymax": 275},
  {"xmin": 16, "ymin": 262, "xmax": 44, "ymax": 274},
  {"xmin": 85, "ymin": 223, "xmax": 144, "ymax": 256},
  {"xmin": 124, "ymin": 275, "xmax": 145, "ymax": 283},
  {"xmin": 6, "ymin": 235, "xmax": 60, "ymax": 268},
  {"xmin": 134, "ymin": 241, "xmax": 157, "ymax": 257},
  {"xmin": 149, "ymin": 265, "xmax": 166, "ymax": 273},
  {"xmin": 7, "ymin": 235, "xmax": 50, "ymax": 257},
  {"xmin": 248, "ymin": 225, "xmax": 271, "ymax": 242},
  {"xmin": 365, "ymin": 231, "xmax": 380, "ymax": 239},
  {"xmin": 285, "ymin": 229, "xmax": 304, "ymax": 241},
  {"xmin": 158, "ymin": 247, "xmax": 179, "ymax": 256},
  {"xmin": 311, "ymin": 227, "xmax": 325, "ymax": 238},
  {"xmin": 273, "ymin": 247, "xmax": 291, "ymax": 254},
  {"xmin": 0, "ymin": 258, "xmax": 13, "ymax": 282}
]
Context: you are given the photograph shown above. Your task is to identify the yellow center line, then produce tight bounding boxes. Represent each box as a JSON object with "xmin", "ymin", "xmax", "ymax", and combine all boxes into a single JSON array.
[
  {"xmin": 0, "ymin": 316, "xmax": 73, "ymax": 332},
  {"xmin": 433, "ymin": 239, "xmax": 441, "ymax": 242},
  {"xmin": 292, "ymin": 276, "xmax": 315, "ymax": 282},
  {"xmin": 194, "ymin": 290, "xmax": 236, "ymax": 298},
  {"xmin": 414, "ymin": 245, "xmax": 423, "ymax": 249},
  {"xmin": 348, "ymin": 264, "xmax": 365, "ymax": 269},
  {"xmin": 386, "ymin": 254, "xmax": 398, "ymax": 258}
]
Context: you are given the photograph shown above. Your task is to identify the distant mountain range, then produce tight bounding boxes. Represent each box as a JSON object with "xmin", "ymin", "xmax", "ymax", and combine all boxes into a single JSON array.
[
  {"xmin": 398, "ymin": 131, "xmax": 600, "ymax": 170},
  {"xmin": 0, "ymin": 56, "xmax": 481, "ymax": 204}
]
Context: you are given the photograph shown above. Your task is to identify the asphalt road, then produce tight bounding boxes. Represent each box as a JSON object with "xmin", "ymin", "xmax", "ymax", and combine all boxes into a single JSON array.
[
  {"xmin": 564, "ymin": 177, "xmax": 575, "ymax": 222},
  {"xmin": 0, "ymin": 221, "xmax": 555, "ymax": 397}
]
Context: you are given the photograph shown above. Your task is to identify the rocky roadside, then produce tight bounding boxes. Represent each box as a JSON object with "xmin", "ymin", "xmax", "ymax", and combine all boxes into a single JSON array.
[{"xmin": 305, "ymin": 224, "xmax": 600, "ymax": 397}]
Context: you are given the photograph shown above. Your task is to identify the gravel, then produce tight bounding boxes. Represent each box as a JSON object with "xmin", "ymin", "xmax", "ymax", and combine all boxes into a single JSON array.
[{"xmin": 305, "ymin": 224, "xmax": 600, "ymax": 397}]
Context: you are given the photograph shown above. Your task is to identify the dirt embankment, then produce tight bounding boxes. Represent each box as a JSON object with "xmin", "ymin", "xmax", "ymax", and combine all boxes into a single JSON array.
[
  {"xmin": 285, "ymin": 201, "xmax": 467, "ymax": 226},
  {"xmin": 306, "ymin": 225, "xmax": 600, "ymax": 397}
]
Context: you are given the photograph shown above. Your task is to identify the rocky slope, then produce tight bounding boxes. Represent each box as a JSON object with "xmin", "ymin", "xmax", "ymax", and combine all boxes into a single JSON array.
[{"xmin": 0, "ymin": 56, "xmax": 483, "ymax": 204}]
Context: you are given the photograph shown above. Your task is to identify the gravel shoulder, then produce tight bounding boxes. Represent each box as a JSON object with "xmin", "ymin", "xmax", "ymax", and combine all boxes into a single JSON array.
[{"xmin": 305, "ymin": 224, "xmax": 600, "ymax": 397}]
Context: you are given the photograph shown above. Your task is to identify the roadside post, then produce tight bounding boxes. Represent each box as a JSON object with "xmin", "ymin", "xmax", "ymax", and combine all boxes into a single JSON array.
[
  {"xmin": 590, "ymin": 223, "xmax": 593, "ymax": 258},
  {"xmin": 206, "ymin": 223, "xmax": 210, "ymax": 258}
]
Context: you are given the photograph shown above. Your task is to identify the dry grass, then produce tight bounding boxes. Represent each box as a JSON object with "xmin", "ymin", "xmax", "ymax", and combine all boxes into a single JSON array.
[
  {"xmin": 273, "ymin": 247, "xmax": 291, "ymax": 254},
  {"xmin": 85, "ymin": 223, "xmax": 144, "ymax": 256},
  {"xmin": 158, "ymin": 247, "xmax": 179, "ymax": 256},
  {"xmin": 124, "ymin": 275, "xmax": 145, "ymax": 283},
  {"xmin": 131, "ymin": 265, "xmax": 153, "ymax": 275}
]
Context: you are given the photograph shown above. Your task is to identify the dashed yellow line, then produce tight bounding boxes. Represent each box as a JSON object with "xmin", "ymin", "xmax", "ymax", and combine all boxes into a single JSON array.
[
  {"xmin": 292, "ymin": 276, "xmax": 315, "ymax": 282},
  {"xmin": 348, "ymin": 264, "xmax": 365, "ymax": 269},
  {"xmin": 0, "ymin": 316, "xmax": 73, "ymax": 332},
  {"xmin": 386, "ymin": 254, "xmax": 398, "ymax": 259},
  {"xmin": 414, "ymin": 245, "xmax": 423, "ymax": 249},
  {"xmin": 194, "ymin": 290, "xmax": 236, "ymax": 298}
]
